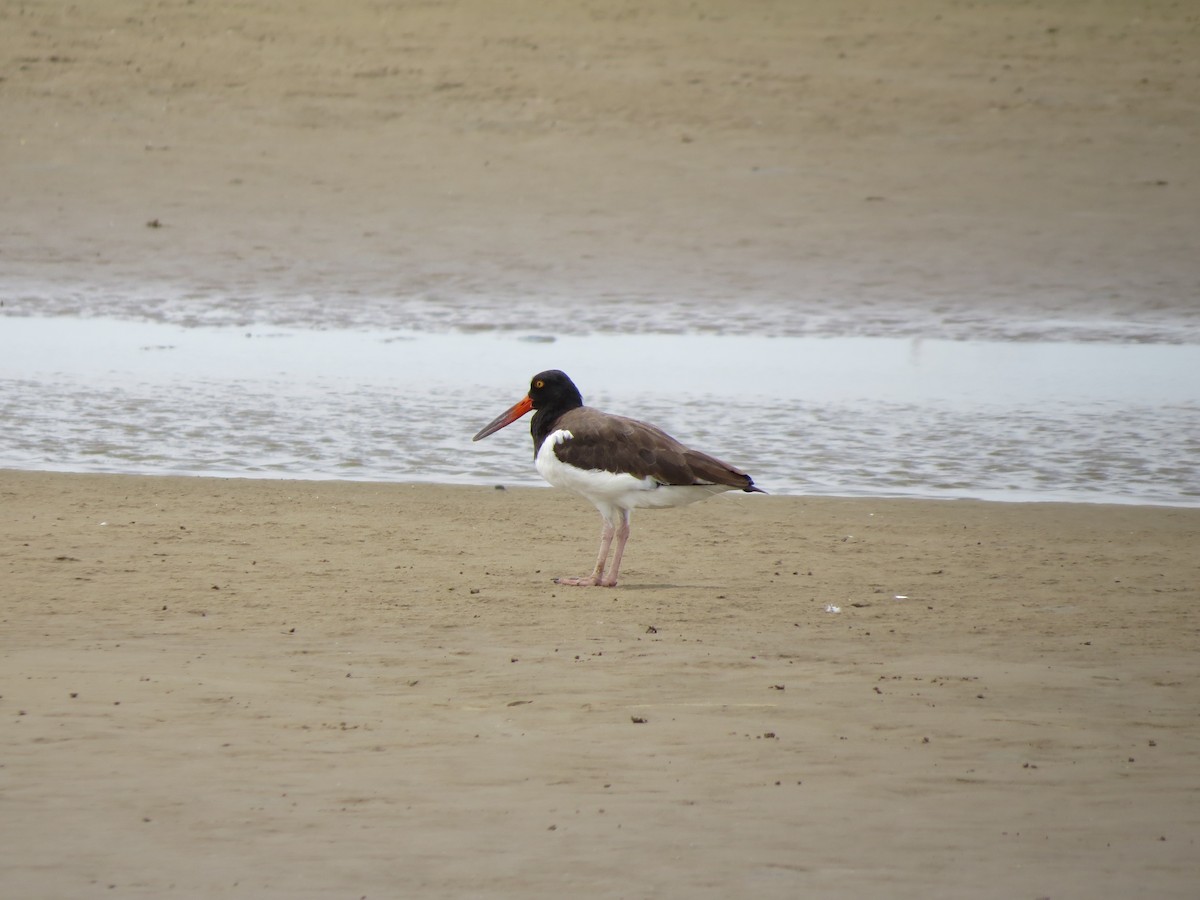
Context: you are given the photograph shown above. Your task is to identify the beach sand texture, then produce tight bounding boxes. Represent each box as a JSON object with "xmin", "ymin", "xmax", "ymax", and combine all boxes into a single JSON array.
[
  {"xmin": 3, "ymin": 0, "xmax": 1200, "ymax": 896},
  {"xmin": 2, "ymin": 471, "xmax": 1199, "ymax": 897},
  {"xmin": 4, "ymin": 0, "xmax": 1198, "ymax": 333}
]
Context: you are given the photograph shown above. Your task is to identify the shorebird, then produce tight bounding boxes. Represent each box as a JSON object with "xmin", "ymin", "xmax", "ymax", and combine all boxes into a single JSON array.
[{"xmin": 473, "ymin": 369, "xmax": 764, "ymax": 586}]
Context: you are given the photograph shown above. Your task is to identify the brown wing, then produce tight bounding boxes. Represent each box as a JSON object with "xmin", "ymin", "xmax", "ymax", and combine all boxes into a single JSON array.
[{"xmin": 552, "ymin": 407, "xmax": 759, "ymax": 491}]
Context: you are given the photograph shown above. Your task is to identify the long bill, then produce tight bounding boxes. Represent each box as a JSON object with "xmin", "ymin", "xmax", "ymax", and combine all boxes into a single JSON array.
[{"xmin": 472, "ymin": 395, "xmax": 534, "ymax": 441}]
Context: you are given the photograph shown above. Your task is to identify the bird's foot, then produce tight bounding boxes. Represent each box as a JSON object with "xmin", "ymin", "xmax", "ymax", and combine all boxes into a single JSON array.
[{"xmin": 553, "ymin": 575, "xmax": 617, "ymax": 587}]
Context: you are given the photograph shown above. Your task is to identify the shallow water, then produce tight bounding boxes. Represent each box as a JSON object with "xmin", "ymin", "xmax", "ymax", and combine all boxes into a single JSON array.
[{"xmin": 2, "ymin": 315, "xmax": 1197, "ymax": 505}]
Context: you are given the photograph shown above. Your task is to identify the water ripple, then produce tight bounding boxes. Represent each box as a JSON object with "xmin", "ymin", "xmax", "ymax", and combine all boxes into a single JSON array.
[{"xmin": 2, "ymin": 318, "xmax": 1197, "ymax": 505}]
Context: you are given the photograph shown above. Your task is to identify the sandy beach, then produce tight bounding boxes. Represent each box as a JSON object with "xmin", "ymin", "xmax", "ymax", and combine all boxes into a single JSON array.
[
  {"xmin": 3, "ymin": 1, "xmax": 1200, "ymax": 897},
  {"xmin": 2, "ymin": 469, "xmax": 1198, "ymax": 897}
]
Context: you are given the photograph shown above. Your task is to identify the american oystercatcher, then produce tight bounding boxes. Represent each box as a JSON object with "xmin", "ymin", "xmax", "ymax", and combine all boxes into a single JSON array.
[{"xmin": 473, "ymin": 369, "xmax": 765, "ymax": 587}]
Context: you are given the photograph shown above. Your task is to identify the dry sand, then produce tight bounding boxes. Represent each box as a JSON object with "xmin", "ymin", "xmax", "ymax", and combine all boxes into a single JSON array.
[{"xmin": 2, "ymin": 469, "xmax": 1198, "ymax": 898}]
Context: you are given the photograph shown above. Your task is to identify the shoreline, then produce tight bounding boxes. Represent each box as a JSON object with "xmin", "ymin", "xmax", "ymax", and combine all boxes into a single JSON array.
[
  {"xmin": 4, "ymin": 465, "xmax": 1199, "ymax": 510},
  {"xmin": 4, "ymin": 315, "xmax": 1197, "ymax": 507},
  {"xmin": 3, "ymin": 469, "xmax": 1198, "ymax": 897}
]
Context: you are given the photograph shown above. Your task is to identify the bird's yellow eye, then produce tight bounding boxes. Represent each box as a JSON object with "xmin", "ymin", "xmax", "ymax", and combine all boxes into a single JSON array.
[{"xmin": 534, "ymin": 379, "xmax": 545, "ymax": 389}]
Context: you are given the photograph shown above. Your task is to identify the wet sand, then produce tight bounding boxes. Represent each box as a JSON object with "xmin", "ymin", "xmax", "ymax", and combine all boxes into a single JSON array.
[
  {"xmin": 4, "ymin": 0, "xmax": 1199, "ymax": 338},
  {"xmin": 2, "ymin": 469, "xmax": 1198, "ymax": 897}
]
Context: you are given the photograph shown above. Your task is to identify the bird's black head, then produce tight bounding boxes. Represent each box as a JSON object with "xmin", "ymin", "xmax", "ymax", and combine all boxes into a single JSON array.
[
  {"xmin": 528, "ymin": 370, "xmax": 583, "ymax": 411},
  {"xmin": 472, "ymin": 369, "xmax": 585, "ymax": 450},
  {"xmin": 528, "ymin": 371, "xmax": 584, "ymax": 455}
]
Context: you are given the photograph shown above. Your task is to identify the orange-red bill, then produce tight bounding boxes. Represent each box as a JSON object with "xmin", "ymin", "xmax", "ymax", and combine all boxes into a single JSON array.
[{"xmin": 472, "ymin": 395, "xmax": 534, "ymax": 441}]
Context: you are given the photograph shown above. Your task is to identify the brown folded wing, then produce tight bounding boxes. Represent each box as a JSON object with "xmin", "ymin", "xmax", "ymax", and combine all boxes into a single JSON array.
[{"xmin": 552, "ymin": 407, "xmax": 756, "ymax": 490}]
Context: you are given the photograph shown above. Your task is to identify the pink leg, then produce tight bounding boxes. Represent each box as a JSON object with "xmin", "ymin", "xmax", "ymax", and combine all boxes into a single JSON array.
[
  {"xmin": 555, "ymin": 518, "xmax": 615, "ymax": 587},
  {"xmin": 598, "ymin": 512, "xmax": 631, "ymax": 587}
]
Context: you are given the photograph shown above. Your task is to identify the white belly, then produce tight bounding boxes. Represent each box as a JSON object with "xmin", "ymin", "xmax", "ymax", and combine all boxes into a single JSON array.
[{"xmin": 536, "ymin": 429, "xmax": 736, "ymax": 514}]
